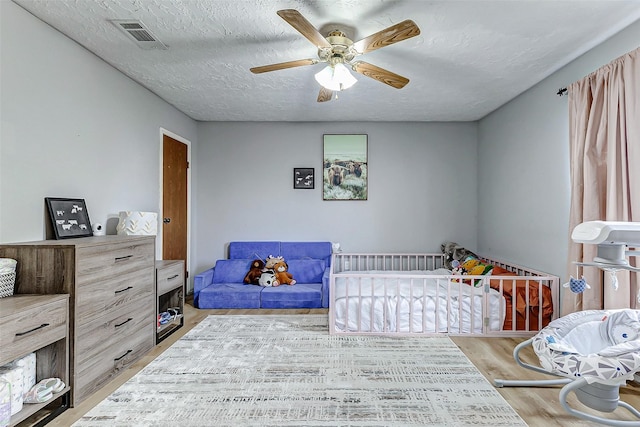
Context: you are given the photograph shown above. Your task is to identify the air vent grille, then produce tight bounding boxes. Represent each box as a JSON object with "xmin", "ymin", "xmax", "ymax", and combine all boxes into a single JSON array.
[{"xmin": 110, "ymin": 19, "xmax": 167, "ymax": 49}]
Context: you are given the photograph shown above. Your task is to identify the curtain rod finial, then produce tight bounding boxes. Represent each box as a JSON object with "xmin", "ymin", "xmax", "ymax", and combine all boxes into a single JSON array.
[{"xmin": 557, "ymin": 87, "xmax": 568, "ymax": 96}]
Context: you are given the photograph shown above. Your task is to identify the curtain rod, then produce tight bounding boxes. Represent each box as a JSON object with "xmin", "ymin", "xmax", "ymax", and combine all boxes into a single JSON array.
[{"xmin": 557, "ymin": 87, "xmax": 568, "ymax": 96}]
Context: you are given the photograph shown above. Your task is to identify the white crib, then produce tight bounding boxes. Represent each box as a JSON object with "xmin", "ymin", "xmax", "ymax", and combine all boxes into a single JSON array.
[{"xmin": 329, "ymin": 253, "xmax": 560, "ymax": 337}]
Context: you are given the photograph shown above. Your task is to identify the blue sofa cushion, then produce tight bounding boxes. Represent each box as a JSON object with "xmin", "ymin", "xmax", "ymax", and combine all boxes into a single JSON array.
[
  {"xmin": 213, "ymin": 259, "xmax": 253, "ymax": 283},
  {"xmin": 199, "ymin": 282, "xmax": 262, "ymax": 309},
  {"xmin": 229, "ymin": 241, "xmax": 280, "ymax": 260},
  {"xmin": 260, "ymin": 283, "xmax": 322, "ymax": 309},
  {"xmin": 287, "ymin": 259, "xmax": 326, "ymax": 284},
  {"xmin": 281, "ymin": 241, "xmax": 332, "ymax": 263}
]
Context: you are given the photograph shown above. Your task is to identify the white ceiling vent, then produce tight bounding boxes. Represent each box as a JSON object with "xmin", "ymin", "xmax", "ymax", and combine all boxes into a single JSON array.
[{"xmin": 110, "ymin": 19, "xmax": 167, "ymax": 50}]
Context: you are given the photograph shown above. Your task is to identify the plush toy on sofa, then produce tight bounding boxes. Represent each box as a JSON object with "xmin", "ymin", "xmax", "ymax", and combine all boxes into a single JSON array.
[
  {"xmin": 265, "ymin": 255, "xmax": 284, "ymax": 270},
  {"xmin": 258, "ymin": 269, "xmax": 280, "ymax": 287},
  {"xmin": 273, "ymin": 261, "xmax": 296, "ymax": 285},
  {"xmin": 243, "ymin": 259, "xmax": 265, "ymax": 285}
]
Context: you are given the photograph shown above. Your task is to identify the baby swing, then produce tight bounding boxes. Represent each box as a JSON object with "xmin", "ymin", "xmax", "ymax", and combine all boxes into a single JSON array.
[{"xmin": 495, "ymin": 221, "xmax": 640, "ymax": 426}]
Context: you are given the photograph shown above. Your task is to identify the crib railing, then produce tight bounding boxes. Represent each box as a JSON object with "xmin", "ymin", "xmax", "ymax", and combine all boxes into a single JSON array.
[{"xmin": 330, "ymin": 253, "xmax": 560, "ymax": 337}]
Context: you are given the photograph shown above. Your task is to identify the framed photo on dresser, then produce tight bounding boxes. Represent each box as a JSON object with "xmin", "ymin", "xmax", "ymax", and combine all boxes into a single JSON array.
[{"xmin": 45, "ymin": 197, "xmax": 93, "ymax": 239}]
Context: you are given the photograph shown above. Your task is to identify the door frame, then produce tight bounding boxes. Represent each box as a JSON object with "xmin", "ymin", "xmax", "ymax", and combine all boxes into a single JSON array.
[{"xmin": 159, "ymin": 128, "xmax": 192, "ymax": 291}]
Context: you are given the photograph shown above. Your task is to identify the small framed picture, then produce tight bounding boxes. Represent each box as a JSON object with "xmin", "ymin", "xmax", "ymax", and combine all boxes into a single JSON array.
[
  {"xmin": 45, "ymin": 197, "xmax": 93, "ymax": 239},
  {"xmin": 293, "ymin": 168, "xmax": 314, "ymax": 189}
]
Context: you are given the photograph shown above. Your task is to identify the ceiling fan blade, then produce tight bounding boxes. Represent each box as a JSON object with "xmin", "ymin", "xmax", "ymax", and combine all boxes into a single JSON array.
[
  {"xmin": 250, "ymin": 58, "xmax": 317, "ymax": 74},
  {"xmin": 352, "ymin": 61, "xmax": 410, "ymax": 89},
  {"xmin": 317, "ymin": 87, "xmax": 334, "ymax": 102},
  {"xmin": 352, "ymin": 20, "xmax": 420, "ymax": 55},
  {"xmin": 277, "ymin": 9, "xmax": 332, "ymax": 49}
]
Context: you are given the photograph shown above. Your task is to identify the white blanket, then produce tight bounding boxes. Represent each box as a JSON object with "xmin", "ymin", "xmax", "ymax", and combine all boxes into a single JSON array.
[{"xmin": 333, "ymin": 269, "xmax": 505, "ymax": 333}]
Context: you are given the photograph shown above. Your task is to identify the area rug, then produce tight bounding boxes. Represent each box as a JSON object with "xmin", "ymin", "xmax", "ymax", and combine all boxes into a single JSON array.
[{"xmin": 72, "ymin": 315, "xmax": 526, "ymax": 426}]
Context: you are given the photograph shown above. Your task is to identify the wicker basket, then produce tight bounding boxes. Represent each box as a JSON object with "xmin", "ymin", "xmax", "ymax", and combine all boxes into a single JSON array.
[{"xmin": 0, "ymin": 271, "xmax": 15, "ymax": 298}]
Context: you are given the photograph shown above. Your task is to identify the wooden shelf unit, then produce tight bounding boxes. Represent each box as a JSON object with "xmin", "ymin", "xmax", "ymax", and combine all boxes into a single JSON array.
[
  {"xmin": 0, "ymin": 294, "xmax": 70, "ymax": 426},
  {"xmin": 156, "ymin": 260, "xmax": 185, "ymax": 343}
]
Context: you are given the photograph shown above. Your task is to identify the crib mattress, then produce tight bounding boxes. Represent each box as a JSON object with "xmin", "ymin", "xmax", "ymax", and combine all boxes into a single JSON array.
[{"xmin": 333, "ymin": 269, "xmax": 505, "ymax": 333}]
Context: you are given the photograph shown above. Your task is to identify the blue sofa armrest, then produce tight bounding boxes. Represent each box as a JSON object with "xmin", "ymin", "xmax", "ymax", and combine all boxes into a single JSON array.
[
  {"xmin": 321, "ymin": 267, "xmax": 330, "ymax": 308},
  {"xmin": 193, "ymin": 267, "xmax": 214, "ymax": 308}
]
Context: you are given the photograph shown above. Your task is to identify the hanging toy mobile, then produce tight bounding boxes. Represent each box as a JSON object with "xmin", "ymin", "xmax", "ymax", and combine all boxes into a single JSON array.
[{"xmin": 562, "ymin": 275, "xmax": 591, "ymax": 293}]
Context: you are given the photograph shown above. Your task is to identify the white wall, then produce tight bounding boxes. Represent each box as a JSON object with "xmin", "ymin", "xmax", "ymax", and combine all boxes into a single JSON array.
[
  {"xmin": 0, "ymin": 2, "xmax": 198, "ymax": 260},
  {"xmin": 478, "ymin": 21, "xmax": 640, "ymax": 284},
  {"xmin": 194, "ymin": 122, "xmax": 478, "ymax": 273}
]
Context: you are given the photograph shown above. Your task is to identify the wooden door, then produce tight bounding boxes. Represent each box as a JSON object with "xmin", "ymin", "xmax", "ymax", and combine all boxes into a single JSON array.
[{"xmin": 162, "ymin": 134, "xmax": 188, "ymax": 277}]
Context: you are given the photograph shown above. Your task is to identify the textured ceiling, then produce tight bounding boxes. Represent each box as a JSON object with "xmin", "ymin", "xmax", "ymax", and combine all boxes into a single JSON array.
[{"xmin": 13, "ymin": 0, "xmax": 640, "ymax": 122}]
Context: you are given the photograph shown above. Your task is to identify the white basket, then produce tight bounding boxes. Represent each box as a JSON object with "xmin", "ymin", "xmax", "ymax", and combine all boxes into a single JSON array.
[
  {"xmin": 0, "ymin": 272, "xmax": 15, "ymax": 298},
  {"xmin": 0, "ymin": 258, "xmax": 17, "ymax": 298}
]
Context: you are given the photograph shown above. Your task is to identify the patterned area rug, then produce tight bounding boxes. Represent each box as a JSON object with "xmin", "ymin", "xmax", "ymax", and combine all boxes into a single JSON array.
[{"xmin": 73, "ymin": 315, "xmax": 526, "ymax": 426}]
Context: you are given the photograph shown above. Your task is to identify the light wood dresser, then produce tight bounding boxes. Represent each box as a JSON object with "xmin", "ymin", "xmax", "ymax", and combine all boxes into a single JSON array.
[
  {"xmin": 0, "ymin": 294, "xmax": 70, "ymax": 426},
  {"xmin": 0, "ymin": 235, "xmax": 155, "ymax": 407}
]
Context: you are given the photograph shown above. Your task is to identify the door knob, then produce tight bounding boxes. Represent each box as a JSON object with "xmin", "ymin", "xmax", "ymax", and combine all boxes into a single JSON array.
[{"xmin": 163, "ymin": 217, "xmax": 171, "ymax": 224}]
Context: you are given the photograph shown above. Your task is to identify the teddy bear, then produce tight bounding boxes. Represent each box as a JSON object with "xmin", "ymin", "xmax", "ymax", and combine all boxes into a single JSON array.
[
  {"xmin": 243, "ymin": 259, "xmax": 265, "ymax": 285},
  {"xmin": 273, "ymin": 261, "xmax": 296, "ymax": 285}
]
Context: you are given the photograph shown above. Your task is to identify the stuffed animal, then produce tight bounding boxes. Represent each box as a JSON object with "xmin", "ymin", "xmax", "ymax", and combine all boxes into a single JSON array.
[
  {"xmin": 265, "ymin": 255, "xmax": 284, "ymax": 270},
  {"xmin": 441, "ymin": 242, "xmax": 479, "ymax": 270},
  {"xmin": 273, "ymin": 261, "xmax": 296, "ymax": 285},
  {"xmin": 258, "ymin": 269, "xmax": 279, "ymax": 287},
  {"xmin": 460, "ymin": 258, "xmax": 493, "ymax": 276},
  {"xmin": 243, "ymin": 259, "xmax": 265, "ymax": 285}
]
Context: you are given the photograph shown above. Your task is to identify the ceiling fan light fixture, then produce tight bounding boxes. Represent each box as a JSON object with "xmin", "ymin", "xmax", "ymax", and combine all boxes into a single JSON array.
[{"xmin": 314, "ymin": 63, "xmax": 357, "ymax": 91}]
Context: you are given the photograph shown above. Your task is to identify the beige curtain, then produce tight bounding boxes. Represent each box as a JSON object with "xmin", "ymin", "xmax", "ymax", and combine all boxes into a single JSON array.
[{"xmin": 563, "ymin": 47, "xmax": 640, "ymax": 316}]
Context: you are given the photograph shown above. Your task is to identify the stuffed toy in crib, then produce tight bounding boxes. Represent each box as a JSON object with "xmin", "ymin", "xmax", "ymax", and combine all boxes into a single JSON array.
[{"xmin": 441, "ymin": 241, "xmax": 479, "ymax": 270}]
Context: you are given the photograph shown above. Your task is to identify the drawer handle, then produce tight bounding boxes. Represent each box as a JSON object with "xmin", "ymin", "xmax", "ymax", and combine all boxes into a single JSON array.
[
  {"xmin": 167, "ymin": 274, "xmax": 179, "ymax": 280},
  {"xmin": 16, "ymin": 323, "xmax": 50, "ymax": 337},
  {"xmin": 114, "ymin": 349, "xmax": 132, "ymax": 362},
  {"xmin": 115, "ymin": 255, "xmax": 133, "ymax": 262},
  {"xmin": 115, "ymin": 286, "xmax": 133, "ymax": 294},
  {"xmin": 115, "ymin": 318, "xmax": 133, "ymax": 328}
]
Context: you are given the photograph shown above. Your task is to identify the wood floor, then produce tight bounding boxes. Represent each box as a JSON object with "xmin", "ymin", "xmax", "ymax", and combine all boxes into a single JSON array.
[{"xmin": 48, "ymin": 303, "xmax": 640, "ymax": 427}]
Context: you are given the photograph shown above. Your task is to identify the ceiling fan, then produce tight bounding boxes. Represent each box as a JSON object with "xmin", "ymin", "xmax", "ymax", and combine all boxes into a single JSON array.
[{"xmin": 250, "ymin": 9, "xmax": 421, "ymax": 102}]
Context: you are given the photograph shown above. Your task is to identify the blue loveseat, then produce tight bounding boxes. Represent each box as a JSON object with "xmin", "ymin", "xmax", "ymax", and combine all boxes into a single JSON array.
[{"xmin": 193, "ymin": 241, "xmax": 332, "ymax": 309}]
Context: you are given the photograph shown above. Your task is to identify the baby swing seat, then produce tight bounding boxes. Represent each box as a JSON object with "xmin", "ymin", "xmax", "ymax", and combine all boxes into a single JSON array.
[{"xmin": 495, "ymin": 309, "xmax": 640, "ymax": 426}]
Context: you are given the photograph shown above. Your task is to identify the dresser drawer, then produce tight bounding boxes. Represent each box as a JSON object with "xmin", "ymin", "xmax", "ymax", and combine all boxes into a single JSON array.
[
  {"xmin": 75, "ymin": 299, "xmax": 153, "ymax": 367},
  {"xmin": 73, "ymin": 322, "xmax": 153, "ymax": 403},
  {"xmin": 75, "ymin": 267, "xmax": 154, "ymax": 325},
  {"xmin": 0, "ymin": 295, "xmax": 68, "ymax": 364},
  {"xmin": 157, "ymin": 261, "xmax": 184, "ymax": 295},
  {"xmin": 76, "ymin": 239, "xmax": 154, "ymax": 284}
]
